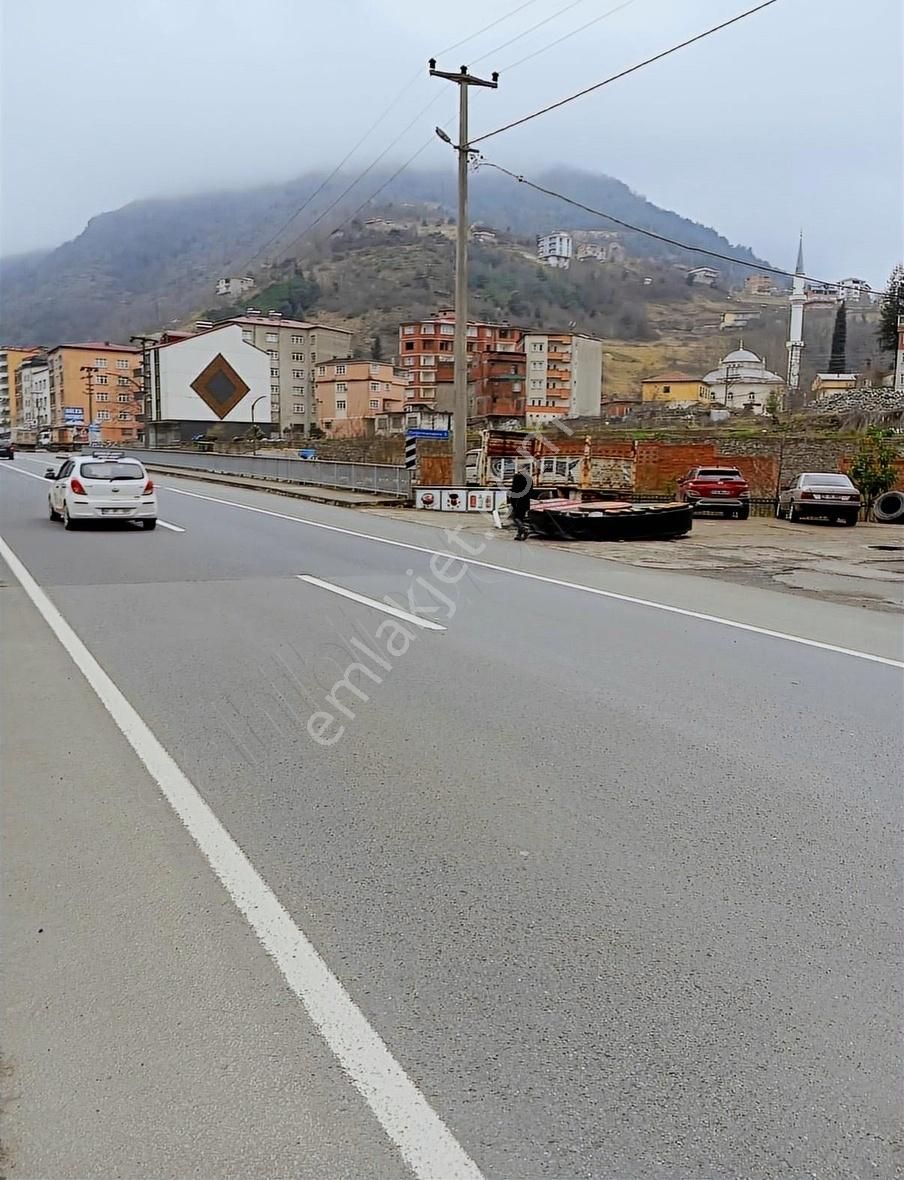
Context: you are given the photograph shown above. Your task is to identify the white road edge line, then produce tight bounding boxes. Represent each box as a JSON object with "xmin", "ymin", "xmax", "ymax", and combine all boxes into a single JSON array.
[
  {"xmin": 3, "ymin": 464, "xmax": 185, "ymax": 532},
  {"xmin": 297, "ymin": 574, "xmax": 445, "ymax": 631},
  {"xmin": 3, "ymin": 465, "xmax": 48, "ymax": 481},
  {"xmin": 0, "ymin": 530, "xmax": 483, "ymax": 1180},
  {"xmin": 162, "ymin": 483, "xmax": 904, "ymax": 670}
]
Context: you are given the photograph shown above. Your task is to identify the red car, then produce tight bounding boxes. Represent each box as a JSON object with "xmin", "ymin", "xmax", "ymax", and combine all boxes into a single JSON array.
[{"xmin": 677, "ymin": 466, "xmax": 750, "ymax": 519}]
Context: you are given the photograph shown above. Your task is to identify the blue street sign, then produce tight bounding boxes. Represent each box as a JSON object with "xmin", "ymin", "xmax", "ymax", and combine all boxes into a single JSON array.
[
  {"xmin": 406, "ymin": 428, "xmax": 450, "ymax": 440},
  {"xmin": 63, "ymin": 406, "xmax": 85, "ymax": 424}
]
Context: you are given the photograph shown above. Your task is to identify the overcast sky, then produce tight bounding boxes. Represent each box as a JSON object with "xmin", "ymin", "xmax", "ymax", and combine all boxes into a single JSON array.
[{"xmin": 1, "ymin": 0, "xmax": 901, "ymax": 284}]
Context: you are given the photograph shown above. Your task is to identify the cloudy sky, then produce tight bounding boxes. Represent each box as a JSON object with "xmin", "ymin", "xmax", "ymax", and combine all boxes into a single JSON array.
[{"xmin": 1, "ymin": 0, "xmax": 900, "ymax": 283}]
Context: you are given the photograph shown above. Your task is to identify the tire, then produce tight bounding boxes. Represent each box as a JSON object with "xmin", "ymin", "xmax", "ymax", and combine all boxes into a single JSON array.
[
  {"xmin": 143, "ymin": 518, "xmax": 157, "ymax": 531},
  {"xmin": 63, "ymin": 506, "xmax": 77, "ymax": 530},
  {"xmin": 775, "ymin": 502, "xmax": 785, "ymax": 519},
  {"xmin": 788, "ymin": 502, "xmax": 799, "ymax": 522},
  {"xmin": 842, "ymin": 512, "xmax": 858, "ymax": 526},
  {"xmin": 872, "ymin": 490, "xmax": 904, "ymax": 523},
  {"xmin": 737, "ymin": 505, "xmax": 750, "ymax": 520},
  {"xmin": 49, "ymin": 501, "xmax": 61, "ymax": 522}
]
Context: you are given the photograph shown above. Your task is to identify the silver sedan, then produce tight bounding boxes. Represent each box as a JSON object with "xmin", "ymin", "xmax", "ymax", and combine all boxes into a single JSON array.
[{"xmin": 776, "ymin": 472, "xmax": 861, "ymax": 525}]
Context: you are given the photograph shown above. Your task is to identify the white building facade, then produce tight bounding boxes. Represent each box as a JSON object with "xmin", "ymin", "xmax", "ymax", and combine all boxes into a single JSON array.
[
  {"xmin": 15, "ymin": 357, "xmax": 50, "ymax": 439},
  {"xmin": 145, "ymin": 324, "xmax": 271, "ymax": 446},
  {"xmin": 703, "ymin": 346, "xmax": 785, "ymax": 414},
  {"xmin": 537, "ymin": 232, "xmax": 573, "ymax": 269}
]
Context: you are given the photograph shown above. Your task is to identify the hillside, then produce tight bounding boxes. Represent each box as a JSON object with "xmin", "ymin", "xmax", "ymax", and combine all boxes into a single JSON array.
[{"xmin": 0, "ymin": 165, "xmax": 776, "ymax": 346}]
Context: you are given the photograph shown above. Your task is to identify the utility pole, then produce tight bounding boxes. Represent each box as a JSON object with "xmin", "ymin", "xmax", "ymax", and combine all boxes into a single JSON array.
[
  {"xmin": 429, "ymin": 60, "xmax": 498, "ymax": 485},
  {"xmin": 131, "ymin": 335, "xmax": 158, "ymax": 449},
  {"xmin": 80, "ymin": 365, "xmax": 97, "ymax": 447}
]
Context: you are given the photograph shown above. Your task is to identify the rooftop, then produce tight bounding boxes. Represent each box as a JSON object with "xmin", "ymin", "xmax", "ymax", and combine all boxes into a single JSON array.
[
  {"xmin": 643, "ymin": 371, "xmax": 701, "ymax": 382},
  {"xmin": 227, "ymin": 314, "xmax": 351, "ymax": 333},
  {"xmin": 49, "ymin": 342, "xmax": 140, "ymax": 353}
]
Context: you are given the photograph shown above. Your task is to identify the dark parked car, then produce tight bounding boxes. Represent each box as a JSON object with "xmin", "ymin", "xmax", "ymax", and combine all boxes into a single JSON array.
[
  {"xmin": 0, "ymin": 439, "xmax": 14, "ymax": 459},
  {"xmin": 776, "ymin": 472, "xmax": 861, "ymax": 525},
  {"xmin": 676, "ymin": 466, "xmax": 750, "ymax": 519}
]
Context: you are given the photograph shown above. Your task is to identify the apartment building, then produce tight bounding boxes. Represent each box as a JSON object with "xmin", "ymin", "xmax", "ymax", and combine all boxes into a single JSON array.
[
  {"xmin": 398, "ymin": 310, "xmax": 523, "ymax": 408},
  {"xmin": 522, "ymin": 331, "xmax": 603, "ymax": 419},
  {"xmin": 537, "ymin": 232, "xmax": 572, "ymax": 269},
  {"xmin": 226, "ymin": 311, "xmax": 352, "ymax": 431},
  {"xmin": 14, "ymin": 353, "xmax": 50, "ymax": 440},
  {"xmin": 0, "ymin": 347, "xmax": 40, "ymax": 433},
  {"xmin": 46, "ymin": 342, "xmax": 143, "ymax": 445},
  {"xmin": 315, "ymin": 358, "xmax": 405, "ymax": 437}
]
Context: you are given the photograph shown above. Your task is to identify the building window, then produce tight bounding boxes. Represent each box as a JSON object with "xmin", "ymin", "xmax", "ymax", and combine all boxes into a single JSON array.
[
  {"xmin": 96, "ymin": 392, "xmax": 109, "ymax": 401},
  {"xmin": 293, "ymin": 402, "xmax": 305, "ymax": 413},
  {"xmin": 467, "ymin": 326, "xmax": 478, "ymax": 337},
  {"xmin": 370, "ymin": 382, "xmax": 380, "ymax": 391},
  {"xmin": 291, "ymin": 335, "xmax": 304, "ymax": 344},
  {"xmin": 97, "ymin": 410, "xmax": 111, "ymax": 420},
  {"xmin": 316, "ymin": 365, "xmax": 325, "ymax": 376},
  {"xmin": 291, "ymin": 352, "xmax": 304, "ymax": 361},
  {"xmin": 335, "ymin": 399, "xmax": 347, "ymax": 410},
  {"xmin": 117, "ymin": 411, "xmax": 130, "ymax": 421},
  {"xmin": 117, "ymin": 394, "xmax": 131, "ymax": 403},
  {"xmin": 420, "ymin": 324, "xmax": 434, "ymax": 335},
  {"xmin": 265, "ymin": 332, "xmax": 278, "ymax": 343},
  {"xmin": 267, "ymin": 349, "xmax": 278, "ymax": 359},
  {"xmin": 440, "ymin": 324, "xmax": 454, "ymax": 336},
  {"xmin": 335, "ymin": 363, "xmax": 346, "ymax": 375},
  {"xmin": 531, "ymin": 360, "xmax": 544, "ymax": 370},
  {"xmin": 663, "ymin": 385, "xmax": 671, "ymax": 393},
  {"xmin": 335, "ymin": 382, "xmax": 347, "ymax": 393},
  {"xmin": 383, "ymin": 382, "xmax": 391, "ymax": 391},
  {"xmin": 404, "ymin": 341, "xmax": 415, "ymax": 351},
  {"xmin": 420, "ymin": 354, "xmax": 435, "ymax": 366},
  {"xmin": 95, "ymin": 357, "xmax": 107, "ymax": 367},
  {"xmin": 292, "ymin": 369, "xmax": 304, "ymax": 379},
  {"xmin": 116, "ymin": 376, "xmax": 129, "ymax": 386},
  {"xmin": 116, "ymin": 359, "xmax": 129, "ymax": 369},
  {"xmin": 242, "ymin": 330, "xmax": 253, "ymax": 343},
  {"xmin": 96, "ymin": 374, "xmax": 109, "ymax": 385},
  {"xmin": 438, "ymin": 341, "xmax": 452, "ymax": 352},
  {"xmin": 531, "ymin": 341, "xmax": 544, "ymax": 351},
  {"xmin": 271, "ymin": 384, "xmax": 280, "ymax": 394},
  {"xmin": 403, "ymin": 325, "xmax": 415, "ymax": 335},
  {"xmin": 369, "ymin": 399, "xmax": 380, "ymax": 409},
  {"xmin": 403, "ymin": 356, "xmax": 415, "ymax": 365},
  {"xmin": 529, "ymin": 379, "xmax": 543, "ymax": 389},
  {"xmin": 270, "ymin": 368, "xmax": 280, "ymax": 378}
]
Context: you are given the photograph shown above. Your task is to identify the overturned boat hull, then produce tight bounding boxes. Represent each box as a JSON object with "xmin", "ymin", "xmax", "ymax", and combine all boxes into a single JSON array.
[{"xmin": 527, "ymin": 499, "xmax": 693, "ymax": 541}]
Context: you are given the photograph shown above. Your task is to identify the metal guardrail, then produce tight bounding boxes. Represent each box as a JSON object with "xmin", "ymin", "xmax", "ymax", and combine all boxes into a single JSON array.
[{"xmin": 124, "ymin": 448, "xmax": 411, "ymax": 498}]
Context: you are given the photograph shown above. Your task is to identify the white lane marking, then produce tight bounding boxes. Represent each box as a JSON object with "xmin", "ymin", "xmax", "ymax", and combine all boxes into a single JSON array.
[
  {"xmin": 163, "ymin": 484, "xmax": 904, "ymax": 670},
  {"xmin": 3, "ymin": 465, "xmax": 185, "ymax": 533},
  {"xmin": 0, "ymin": 531, "xmax": 483, "ymax": 1180},
  {"xmin": 4, "ymin": 464, "xmax": 47, "ymax": 480},
  {"xmin": 297, "ymin": 574, "xmax": 445, "ymax": 631}
]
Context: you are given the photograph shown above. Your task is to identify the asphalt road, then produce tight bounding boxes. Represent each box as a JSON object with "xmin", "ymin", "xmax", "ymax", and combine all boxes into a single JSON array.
[{"xmin": 2, "ymin": 454, "xmax": 902, "ymax": 1180}]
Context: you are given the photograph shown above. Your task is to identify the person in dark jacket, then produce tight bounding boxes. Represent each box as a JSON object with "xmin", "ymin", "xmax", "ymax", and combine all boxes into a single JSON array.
[{"xmin": 509, "ymin": 467, "xmax": 534, "ymax": 540}]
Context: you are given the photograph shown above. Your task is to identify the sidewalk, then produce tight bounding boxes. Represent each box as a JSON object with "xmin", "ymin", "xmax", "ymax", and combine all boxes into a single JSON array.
[{"xmin": 145, "ymin": 463, "xmax": 405, "ymax": 507}]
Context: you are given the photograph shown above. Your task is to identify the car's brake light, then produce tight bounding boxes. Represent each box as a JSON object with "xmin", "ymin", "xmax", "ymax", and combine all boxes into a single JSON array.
[
  {"xmin": 800, "ymin": 490, "xmax": 815, "ymax": 499},
  {"xmin": 143, "ymin": 478, "xmax": 154, "ymax": 494},
  {"xmin": 70, "ymin": 477, "xmax": 86, "ymax": 495}
]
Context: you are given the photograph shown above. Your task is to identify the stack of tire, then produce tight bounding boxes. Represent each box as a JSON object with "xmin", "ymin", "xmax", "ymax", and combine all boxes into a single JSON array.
[{"xmin": 873, "ymin": 491, "xmax": 904, "ymax": 524}]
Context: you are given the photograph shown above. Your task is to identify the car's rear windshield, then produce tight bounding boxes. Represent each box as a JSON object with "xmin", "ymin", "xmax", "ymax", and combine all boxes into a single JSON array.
[
  {"xmin": 80, "ymin": 462, "xmax": 145, "ymax": 480},
  {"xmin": 802, "ymin": 473, "xmax": 853, "ymax": 487},
  {"xmin": 697, "ymin": 468, "xmax": 742, "ymax": 478}
]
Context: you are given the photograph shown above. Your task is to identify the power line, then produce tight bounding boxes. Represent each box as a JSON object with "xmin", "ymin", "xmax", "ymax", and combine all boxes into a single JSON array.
[
  {"xmin": 471, "ymin": 0, "xmax": 590, "ymax": 66},
  {"xmin": 476, "ymin": 159, "xmax": 855, "ymax": 288},
  {"xmin": 470, "ymin": 0, "xmax": 780, "ymax": 146},
  {"xmin": 501, "ymin": 0, "xmax": 638, "ymax": 72},
  {"xmin": 437, "ymin": 0, "xmax": 543, "ymax": 55}
]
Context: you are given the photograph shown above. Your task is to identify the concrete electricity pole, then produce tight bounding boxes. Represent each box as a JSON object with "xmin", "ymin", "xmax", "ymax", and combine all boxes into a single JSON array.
[
  {"xmin": 79, "ymin": 365, "xmax": 97, "ymax": 446},
  {"xmin": 429, "ymin": 60, "xmax": 498, "ymax": 485}
]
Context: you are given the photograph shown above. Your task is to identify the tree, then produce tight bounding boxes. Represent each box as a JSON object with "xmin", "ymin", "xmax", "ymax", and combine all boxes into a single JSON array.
[
  {"xmin": 877, "ymin": 264, "xmax": 904, "ymax": 352},
  {"xmin": 828, "ymin": 301, "xmax": 847, "ymax": 372},
  {"xmin": 764, "ymin": 390, "xmax": 781, "ymax": 423},
  {"xmin": 371, "ymin": 335, "xmax": 383, "ymax": 361},
  {"xmin": 849, "ymin": 428, "xmax": 898, "ymax": 514}
]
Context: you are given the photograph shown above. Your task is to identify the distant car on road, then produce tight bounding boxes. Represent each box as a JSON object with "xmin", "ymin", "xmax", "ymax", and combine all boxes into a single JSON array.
[
  {"xmin": 45, "ymin": 452, "xmax": 158, "ymax": 530},
  {"xmin": 676, "ymin": 466, "xmax": 750, "ymax": 519},
  {"xmin": 776, "ymin": 472, "xmax": 861, "ymax": 526},
  {"xmin": 0, "ymin": 438, "xmax": 14, "ymax": 459}
]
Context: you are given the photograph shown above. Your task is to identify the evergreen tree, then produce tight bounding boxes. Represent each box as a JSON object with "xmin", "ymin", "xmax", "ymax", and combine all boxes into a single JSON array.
[
  {"xmin": 828, "ymin": 301, "xmax": 847, "ymax": 372},
  {"xmin": 877, "ymin": 264, "xmax": 904, "ymax": 352},
  {"xmin": 371, "ymin": 335, "xmax": 383, "ymax": 361}
]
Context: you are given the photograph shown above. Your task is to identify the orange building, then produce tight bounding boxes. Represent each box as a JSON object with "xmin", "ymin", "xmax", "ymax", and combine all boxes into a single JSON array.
[
  {"xmin": 0, "ymin": 347, "xmax": 41, "ymax": 433},
  {"xmin": 397, "ymin": 310, "xmax": 523, "ymax": 406},
  {"xmin": 47, "ymin": 342, "xmax": 144, "ymax": 445},
  {"xmin": 314, "ymin": 358, "xmax": 405, "ymax": 437}
]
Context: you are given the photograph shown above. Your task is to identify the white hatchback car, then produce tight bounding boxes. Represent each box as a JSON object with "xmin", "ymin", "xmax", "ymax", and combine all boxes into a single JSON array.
[{"xmin": 46, "ymin": 453, "xmax": 158, "ymax": 530}]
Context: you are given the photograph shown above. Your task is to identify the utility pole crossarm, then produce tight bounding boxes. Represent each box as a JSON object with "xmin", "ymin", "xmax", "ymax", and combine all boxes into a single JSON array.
[{"xmin": 428, "ymin": 60, "xmax": 499, "ymax": 486}]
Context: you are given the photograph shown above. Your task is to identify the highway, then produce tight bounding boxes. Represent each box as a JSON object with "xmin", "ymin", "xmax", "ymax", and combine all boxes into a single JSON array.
[{"xmin": 2, "ymin": 453, "xmax": 902, "ymax": 1180}]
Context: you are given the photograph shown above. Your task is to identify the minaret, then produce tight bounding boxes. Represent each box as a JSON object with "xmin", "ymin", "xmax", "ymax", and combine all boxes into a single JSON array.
[{"xmin": 786, "ymin": 232, "xmax": 806, "ymax": 402}]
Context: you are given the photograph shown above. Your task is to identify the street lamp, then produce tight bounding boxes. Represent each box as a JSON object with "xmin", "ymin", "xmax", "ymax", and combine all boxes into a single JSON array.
[{"xmin": 250, "ymin": 395, "xmax": 266, "ymax": 454}]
